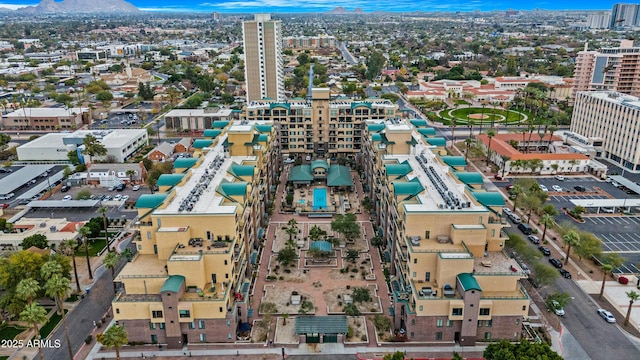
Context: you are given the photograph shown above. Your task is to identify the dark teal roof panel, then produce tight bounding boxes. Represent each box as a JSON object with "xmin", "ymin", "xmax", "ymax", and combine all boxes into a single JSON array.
[
  {"xmin": 425, "ymin": 137, "xmax": 446, "ymax": 147},
  {"xmin": 212, "ymin": 120, "xmax": 230, "ymax": 129},
  {"xmin": 440, "ymin": 156, "xmax": 467, "ymax": 167},
  {"xmin": 135, "ymin": 194, "xmax": 169, "ymax": 209},
  {"xmin": 327, "ymin": 165, "xmax": 353, "ymax": 187},
  {"xmin": 418, "ymin": 128, "xmax": 437, "ymax": 136},
  {"xmin": 410, "ymin": 119, "xmax": 428, "ymax": 127},
  {"xmin": 457, "ymin": 273, "xmax": 482, "ymax": 292},
  {"xmin": 454, "ymin": 172, "xmax": 484, "ymax": 185},
  {"xmin": 368, "ymin": 123, "xmax": 385, "ymax": 132},
  {"xmin": 157, "ymin": 173, "xmax": 185, "ymax": 187},
  {"xmin": 471, "ymin": 191, "xmax": 506, "ymax": 207},
  {"xmin": 255, "ymin": 124, "xmax": 272, "ymax": 133},
  {"xmin": 294, "ymin": 316, "xmax": 348, "ymax": 334},
  {"xmin": 161, "ymin": 275, "xmax": 185, "ymax": 293},
  {"xmin": 203, "ymin": 129, "xmax": 222, "ymax": 138},
  {"xmin": 289, "ymin": 165, "xmax": 313, "ymax": 182},
  {"xmin": 217, "ymin": 182, "xmax": 248, "ymax": 197},
  {"xmin": 229, "ymin": 163, "xmax": 255, "ymax": 178},
  {"xmin": 193, "ymin": 139, "xmax": 214, "ymax": 149},
  {"xmin": 173, "ymin": 158, "xmax": 199, "ymax": 169},
  {"xmin": 311, "ymin": 160, "xmax": 329, "ymax": 171}
]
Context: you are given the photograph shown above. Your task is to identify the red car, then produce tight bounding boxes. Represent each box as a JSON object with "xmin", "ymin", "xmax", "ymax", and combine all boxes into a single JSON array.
[
  {"xmin": 0, "ymin": 203, "xmax": 9, "ymax": 209},
  {"xmin": 494, "ymin": 174, "xmax": 503, "ymax": 180}
]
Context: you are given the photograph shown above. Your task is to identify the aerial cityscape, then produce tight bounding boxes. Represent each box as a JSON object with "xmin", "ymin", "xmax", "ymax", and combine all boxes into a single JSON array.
[{"xmin": 1, "ymin": 1, "xmax": 640, "ymax": 360}]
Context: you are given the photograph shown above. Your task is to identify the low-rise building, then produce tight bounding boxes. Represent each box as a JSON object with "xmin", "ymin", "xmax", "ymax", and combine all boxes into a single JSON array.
[
  {"xmin": 147, "ymin": 142, "xmax": 175, "ymax": 162},
  {"xmin": 87, "ymin": 162, "xmax": 147, "ymax": 187},
  {"xmin": 163, "ymin": 108, "xmax": 234, "ymax": 131},
  {"xmin": 0, "ymin": 217, "xmax": 83, "ymax": 251},
  {"xmin": 1, "ymin": 107, "xmax": 89, "ymax": 131}
]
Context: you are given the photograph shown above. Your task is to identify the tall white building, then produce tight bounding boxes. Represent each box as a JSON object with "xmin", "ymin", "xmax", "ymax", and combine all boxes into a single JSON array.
[
  {"xmin": 242, "ymin": 14, "xmax": 284, "ymax": 102},
  {"xmin": 610, "ymin": 3, "xmax": 640, "ymax": 28},
  {"xmin": 587, "ymin": 13, "xmax": 612, "ymax": 29},
  {"xmin": 571, "ymin": 91, "xmax": 640, "ymax": 171}
]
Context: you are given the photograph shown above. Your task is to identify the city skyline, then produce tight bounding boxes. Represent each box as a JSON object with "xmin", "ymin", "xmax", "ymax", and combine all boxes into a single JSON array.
[{"xmin": 0, "ymin": 0, "xmax": 625, "ymax": 13}]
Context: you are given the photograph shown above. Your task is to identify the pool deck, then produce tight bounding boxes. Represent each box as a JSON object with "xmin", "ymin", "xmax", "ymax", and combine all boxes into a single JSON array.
[{"xmin": 313, "ymin": 187, "xmax": 328, "ymax": 211}]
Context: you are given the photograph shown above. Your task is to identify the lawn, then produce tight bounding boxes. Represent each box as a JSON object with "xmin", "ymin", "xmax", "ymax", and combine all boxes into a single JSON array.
[
  {"xmin": 75, "ymin": 238, "xmax": 107, "ymax": 257},
  {"xmin": 0, "ymin": 356, "xmax": 9, "ymax": 360},
  {"xmin": 40, "ymin": 310, "xmax": 68, "ymax": 339},
  {"xmin": 0, "ymin": 325, "xmax": 26, "ymax": 341},
  {"xmin": 65, "ymin": 294, "xmax": 79, "ymax": 302},
  {"xmin": 448, "ymin": 107, "xmax": 525, "ymax": 124}
]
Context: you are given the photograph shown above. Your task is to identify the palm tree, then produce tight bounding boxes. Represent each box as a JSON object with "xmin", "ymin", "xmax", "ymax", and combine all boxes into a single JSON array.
[
  {"xmin": 98, "ymin": 207, "xmax": 110, "ymax": 252},
  {"xmin": 511, "ymin": 184, "xmax": 524, "ymax": 212},
  {"xmin": 562, "ymin": 230, "xmax": 581, "ymax": 265},
  {"xmin": 16, "ymin": 278, "xmax": 40, "ymax": 305},
  {"xmin": 42, "ymin": 269, "xmax": 73, "ymax": 360},
  {"xmin": 600, "ymin": 254, "xmax": 624, "ymax": 298},
  {"xmin": 282, "ymin": 313, "xmax": 289, "ymax": 326},
  {"xmin": 464, "ymin": 138, "xmax": 473, "ymax": 161},
  {"xmin": 59, "ymin": 239, "xmax": 81, "ymax": 292},
  {"xmin": 450, "ymin": 117, "xmax": 457, "ymax": 148},
  {"xmin": 600, "ymin": 264, "xmax": 613, "ymax": 299},
  {"xmin": 20, "ymin": 303, "xmax": 48, "ymax": 360},
  {"xmin": 500, "ymin": 155, "xmax": 511, "ymax": 178},
  {"xmin": 540, "ymin": 214, "xmax": 555, "ymax": 242},
  {"xmin": 624, "ymin": 291, "xmax": 639, "ymax": 326},
  {"xmin": 125, "ymin": 169, "xmax": 136, "ymax": 184},
  {"xmin": 78, "ymin": 226, "xmax": 93, "ymax": 280},
  {"xmin": 103, "ymin": 252, "xmax": 121, "ymax": 293},
  {"xmin": 97, "ymin": 325, "xmax": 128, "ymax": 360},
  {"xmin": 485, "ymin": 128, "xmax": 496, "ymax": 165}
]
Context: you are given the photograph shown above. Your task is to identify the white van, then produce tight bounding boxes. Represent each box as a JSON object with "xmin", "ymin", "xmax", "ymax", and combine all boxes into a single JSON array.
[{"xmin": 509, "ymin": 213, "xmax": 521, "ymax": 224}]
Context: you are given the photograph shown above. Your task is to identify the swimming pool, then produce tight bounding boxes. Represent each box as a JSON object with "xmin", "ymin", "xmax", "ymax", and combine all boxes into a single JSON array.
[{"xmin": 313, "ymin": 188, "xmax": 327, "ymax": 211}]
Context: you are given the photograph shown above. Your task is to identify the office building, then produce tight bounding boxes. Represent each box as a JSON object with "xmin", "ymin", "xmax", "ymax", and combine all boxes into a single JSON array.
[
  {"xmin": 361, "ymin": 119, "xmax": 529, "ymax": 345},
  {"xmin": 2, "ymin": 107, "xmax": 89, "ymax": 131},
  {"xmin": 572, "ymin": 91, "xmax": 640, "ymax": 171},
  {"xmin": 610, "ymin": 3, "xmax": 640, "ymax": 28},
  {"xmin": 587, "ymin": 13, "xmax": 612, "ymax": 29},
  {"xmin": 244, "ymin": 88, "xmax": 398, "ymax": 159},
  {"xmin": 113, "ymin": 120, "xmax": 277, "ymax": 348},
  {"xmin": 242, "ymin": 14, "xmax": 284, "ymax": 102},
  {"xmin": 572, "ymin": 40, "xmax": 640, "ymax": 98}
]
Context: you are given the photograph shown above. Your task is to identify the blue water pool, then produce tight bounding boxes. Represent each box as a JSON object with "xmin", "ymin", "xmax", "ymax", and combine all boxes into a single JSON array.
[{"xmin": 313, "ymin": 188, "xmax": 327, "ymax": 211}]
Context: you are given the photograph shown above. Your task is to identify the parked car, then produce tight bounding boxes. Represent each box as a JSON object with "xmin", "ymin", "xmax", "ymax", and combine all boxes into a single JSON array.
[
  {"xmin": 97, "ymin": 194, "xmax": 105, "ymax": 201},
  {"xmin": 527, "ymin": 235, "xmax": 540, "ymax": 244},
  {"xmin": 551, "ymin": 185, "xmax": 563, "ymax": 192},
  {"xmin": 122, "ymin": 195, "xmax": 130, "ymax": 201},
  {"xmin": 559, "ymin": 269, "xmax": 572, "ymax": 279},
  {"xmin": 62, "ymin": 195, "xmax": 72, "ymax": 201},
  {"xmin": 549, "ymin": 300, "xmax": 565, "ymax": 316},
  {"xmin": 538, "ymin": 246, "xmax": 551, "ymax": 256},
  {"xmin": 549, "ymin": 258, "xmax": 563, "ymax": 268},
  {"xmin": 60, "ymin": 185, "xmax": 70, "ymax": 192},
  {"xmin": 132, "ymin": 185, "xmax": 140, "ymax": 191},
  {"xmin": 0, "ymin": 168, "xmax": 12, "ymax": 173},
  {"xmin": 502, "ymin": 207, "xmax": 512, "ymax": 216},
  {"xmin": 0, "ymin": 203, "xmax": 9, "ymax": 209},
  {"xmin": 103, "ymin": 195, "xmax": 112, "ymax": 201},
  {"xmin": 509, "ymin": 213, "xmax": 521, "ymax": 224},
  {"xmin": 518, "ymin": 223, "xmax": 533, "ymax": 235},
  {"xmin": 611, "ymin": 181, "xmax": 620, "ymax": 188},
  {"xmin": 283, "ymin": 158, "xmax": 295, "ymax": 164},
  {"xmin": 597, "ymin": 308, "xmax": 616, "ymax": 323},
  {"xmin": 602, "ymin": 207, "xmax": 615, "ymax": 213},
  {"xmin": 113, "ymin": 194, "xmax": 122, "ymax": 201},
  {"xmin": 554, "ymin": 175, "xmax": 565, "ymax": 181},
  {"xmin": 574, "ymin": 185, "xmax": 586, "ymax": 192},
  {"xmin": 108, "ymin": 186, "xmax": 116, "ymax": 191},
  {"xmin": 538, "ymin": 184, "xmax": 548, "ymax": 192},
  {"xmin": 493, "ymin": 174, "xmax": 503, "ymax": 180}
]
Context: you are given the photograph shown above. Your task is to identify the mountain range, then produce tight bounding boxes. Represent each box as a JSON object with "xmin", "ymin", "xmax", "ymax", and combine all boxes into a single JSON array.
[{"xmin": 15, "ymin": 0, "xmax": 139, "ymax": 13}]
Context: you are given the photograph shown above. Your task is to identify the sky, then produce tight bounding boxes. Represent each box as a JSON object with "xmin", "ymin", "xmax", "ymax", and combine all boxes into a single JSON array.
[{"xmin": 0, "ymin": 0, "xmax": 621, "ymax": 13}]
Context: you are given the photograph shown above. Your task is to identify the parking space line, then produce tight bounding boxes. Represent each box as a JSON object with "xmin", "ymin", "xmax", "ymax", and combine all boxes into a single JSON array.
[{"xmin": 618, "ymin": 217, "xmax": 630, "ymax": 224}]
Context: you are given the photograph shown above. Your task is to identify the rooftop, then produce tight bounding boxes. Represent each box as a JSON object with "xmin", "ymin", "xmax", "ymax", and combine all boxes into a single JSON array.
[
  {"xmin": 163, "ymin": 108, "xmax": 233, "ymax": 117},
  {"xmin": 577, "ymin": 91, "xmax": 640, "ymax": 110},
  {"xmin": 116, "ymin": 254, "xmax": 168, "ymax": 281},
  {"xmin": 3, "ymin": 107, "xmax": 88, "ymax": 118}
]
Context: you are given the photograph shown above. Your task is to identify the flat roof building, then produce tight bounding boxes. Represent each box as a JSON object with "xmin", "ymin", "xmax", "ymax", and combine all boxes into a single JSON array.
[
  {"xmin": 243, "ymin": 14, "xmax": 284, "ymax": 102},
  {"xmin": 1, "ymin": 107, "xmax": 89, "ymax": 131}
]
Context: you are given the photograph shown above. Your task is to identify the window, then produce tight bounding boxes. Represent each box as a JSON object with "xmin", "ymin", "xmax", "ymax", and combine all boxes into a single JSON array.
[
  {"xmin": 179, "ymin": 310, "xmax": 191, "ymax": 318},
  {"xmin": 198, "ymin": 320, "xmax": 205, "ymax": 329},
  {"xmin": 485, "ymin": 320, "xmax": 492, "ymax": 327},
  {"xmin": 452, "ymin": 308, "xmax": 463, "ymax": 316},
  {"xmin": 147, "ymin": 231, "xmax": 151, "ymax": 239},
  {"xmin": 478, "ymin": 320, "xmax": 483, "ymax": 327},
  {"xmin": 436, "ymin": 319, "xmax": 443, "ymax": 327},
  {"xmin": 447, "ymin": 320, "xmax": 453, "ymax": 327},
  {"xmin": 228, "ymin": 333, "xmax": 232, "ymax": 339},
  {"xmin": 149, "ymin": 322, "xmax": 156, "ymax": 330},
  {"xmin": 151, "ymin": 334, "xmax": 158, "ymax": 344},
  {"xmin": 480, "ymin": 308, "xmax": 490, "ymax": 316},
  {"xmin": 516, "ymin": 319, "xmax": 520, "ymax": 325},
  {"xmin": 425, "ymin": 230, "xmax": 430, "ymax": 239},
  {"xmin": 484, "ymin": 332, "xmax": 491, "ymax": 340},
  {"xmin": 435, "ymin": 332, "xmax": 443, "ymax": 340},
  {"xmin": 425, "ymin": 272, "xmax": 430, "ymax": 282},
  {"xmin": 200, "ymin": 334, "xmax": 206, "ymax": 342},
  {"xmin": 189, "ymin": 322, "xmax": 195, "ymax": 329},
  {"xmin": 413, "ymin": 258, "xmax": 417, "ymax": 264},
  {"xmin": 410, "ymin": 332, "xmax": 414, "ymax": 338},
  {"xmin": 419, "ymin": 305, "xmax": 423, "ymax": 311},
  {"xmin": 159, "ymin": 323, "xmax": 165, "ymax": 329},
  {"xmin": 152, "ymin": 311, "xmax": 163, "ymax": 318},
  {"xmin": 411, "ymin": 319, "xmax": 415, "ymax": 325},
  {"xmin": 115, "ymin": 308, "xmax": 120, "ymax": 314},
  {"xmin": 227, "ymin": 319, "xmax": 231, "ymax": 326},
  {"xmin": 413, "ymin": 272, "xmax": 416, "ymax": 277}
]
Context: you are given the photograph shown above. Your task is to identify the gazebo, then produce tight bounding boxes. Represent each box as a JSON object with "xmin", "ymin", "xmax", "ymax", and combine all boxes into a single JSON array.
[{"xmin": 287, "ymin": 160, "xmax": 353, "ymax": 188}]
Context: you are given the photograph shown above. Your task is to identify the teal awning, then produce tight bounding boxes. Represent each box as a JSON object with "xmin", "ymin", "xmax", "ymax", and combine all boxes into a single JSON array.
[
  {"xmin": 458, "ymin": 273, "xmax": 482, "ymax": 292},
  {"xmin": 255, "ymin": 124, "xmax": 272, "ymax": 133},
  {"xmin": 410, "ymin": 119, "xmax": 428, "ymax": 127},
  {"xmin": 161, "ymin": 275, "xmax": 185, "ymax": 293},
  {"xmin": 454, "ymin": 172, "xmax": 484, "ymax": 185},
  {"xmin": 270, "ymin": 103, "xmax": 290, "ymax": 110},
  {"xmin": 351, "ymin": 101, "xmax": 372, "ymax": 110},
  {"xmin": 367, "ymin": 123, "xmax": 385, "ymax": 132},
  {"xmin": 228, "ymin": 163, "xmax": 255, "ymax": 178},
  {"xmin": 203, "ymin": 129, "xmax": 222, "ymax": 138},
  {"xmin": 471, "ymin": 191, "xmax": 505, "ymax": 207},
  {"xmin": 173, "ymin": 158, "xmax": 198, "ymax": 169},
  {"xmin": 327, "ymin": 165, "xmax": 353, "ymax": 187},
  {"xmin": 440, "ymin": 156, "xmax": 467, "ymax": 167},
  {"xmin": 193, "ymin": 139, "xmax": 214, "ymax": 149},
  {"xmin": 311, "ymin": 160, "xmax": 329, "ymax": 171},
  {"xmin": 212, "ymin": 120, "xmax": 230, "ymax": 129},
  {"xmin": 417, "ymin": 128, "xmax": 437, "ymax": 137},
  {"xmin": 217, "ymin": 181, "xmax": 248, "ymax": 197},
  {"xmin": 135, "ymin": 193, "xmax": 168, "ymax": 209},
  {"xmin": 157, "ymin": 173, "xmax": 185, "ymax": 187},
  {"xmin": 425, "ymin": 137, "xmax": 447, "ymax": 147},
  {"xmin": 385, "ymin": 163, "xmax": 412, "ymax": 178}
]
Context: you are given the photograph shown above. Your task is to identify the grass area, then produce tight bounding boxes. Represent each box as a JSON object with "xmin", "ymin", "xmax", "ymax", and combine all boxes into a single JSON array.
[
  {"xmin": 65, "ymin": 294, "xmax": 79, "ymax": 302},
  {"xmin": 75, "ymin": 238, "xmax": 107, "ymax": 257},
  {"xmin": 454, "ymin": 99, "xmax": 470, "ymax": 105},
  {"xmin": 0, "ymin": 325, "xmax": 26, "ymax": 341},
  {"xmin": 448, "ymin": 107, "xmax": 525, "ymax": 124},
  {"xmin": 40, "ymin": 310, "xmax": 67, "ymax": 339},
  {"xmin": 0, "ymin": 356, "xmax": 9, "ymax": 360}
]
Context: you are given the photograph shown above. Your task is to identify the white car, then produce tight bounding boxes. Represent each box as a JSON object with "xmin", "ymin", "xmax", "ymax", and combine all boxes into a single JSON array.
[
  {"xmin": 62, "ymin": 195, "xmax": 72, "ymax": 201},
  {"xmin": 611, "ymin": 181, "xmax": 620, "ymax": 188},
  {"xmin": 538, "ymin": 184, "xmax": 548, "ymax": 192},
  {"xmin": 502, "ymin": 207, "xmax": 513, "ymax": 216},
  {"xmin": 132, "ymin": 185, "xmax": 140, "ymax": 191},
  {"xmin": 551, "ymin": 185, "xmax": 563, "ymax": 192},
  {"xmin": 122, "ymin": 195, "xmax": 130, "ymax": 201},
  {"xmin": 283, "ymin": 158, "xmax": 295, "ymax": 164},
  {"xmin": 554, "ymin": 175, "xmax": 565, "ymax": 181},
  {"xmin": 550, "ymin": 300, "xmax": 565, "ymax": 316},
  {"xmin": 597, "ymin": 308, "xmax": 616, "ymax": 323},
  {"xmin": 113, "ymin": 194, "xmax": 122, "ymax": 201}
]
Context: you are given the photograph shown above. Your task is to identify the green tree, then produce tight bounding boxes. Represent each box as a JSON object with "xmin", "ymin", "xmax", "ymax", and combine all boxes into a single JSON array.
[
  {"xmin": 331, "ymin": 213, "xmax": 360, "ymax": 242},
  {"xmin": 352, "ymin": 287, "xmax": 371, "ymax": 303},
  {"xmin": 485, "ymin": 128, "xmax": 496, "ymax": 165},
  {"xmin": 510, "ymin": 184, "xmax": 523, "ymax": 212},
  {"xmin": 97, "ymin": 325, "xmax": 128, "ymax": 360},
  {"xmin": 532, "ymin": 263, "xmax": 559, "ymax": 288},
  {"xmin": 624, "ymin": 291, "xmax": 639, "ymax": 326},
  {"xmin": 344, "ymin": 303, "xmax": 360, "ymax": 316},
  {"xmin": 365, "ymin": 51, "xmax": 385, "ymax": 80},
  {"xmin": 484, "ymin": 339, "xmax": 562, "ymax": 360},
  {"xmin": 22, "ymin": 234, "xmax": 48, "ymax": 250},
  {"xmin": 78, "ymin": 226, "xmax": 93, "ymax": 280},
  {"xmin": 346, "ymin": 249, "xmax": 359, "ymax": 263},
  {"xmin": 95, "ymin": 90, "xmax": 114, "ymax": 103},
  {"xmin": 103, "ymin": 252, "xmax": 120, "ymax": 293},
  {"xmin": 16, "ymin": 278, "xmax": 40, "ymax": 305},
  {"xmin": 600, "ymin": 253, "xmax": 624, "ymax": 299},
  {"xmin": 545, "ymin": 291, "xmax": 571, "ymax": 311},
  {"xmin": 59, "ymin": 239, "xmax": 81, "ymax": 293},
  {"xmin": 76, "ymin": 189, "xmax": 92, "ymax": 200},
  {"xmin": 562, "ymin": 230, "xmax": 580, "ymax": 265},
  {"xmin": 539, "ymin": 214, "xmax": 555, "ymax": 243},
  {"xmin": 383, "ymin": 351, "xmax": 405, "ymax": 360},
  {"xmin": 98, "ymin": 207, "xmax": 110, "ymax": 251},
  {"xmin": 82, "ymin": 134, "xmax": 107, "ymax": 163},
  {"xmin": 574, "ymin": 231, "xmax": 602, "ymax": 261},
  {"xmin": 370, "ymin": 235, "xmax": 384, "ymax": 248},
  {"xmin": 20, "ymin": 303, "xmax": 48, "ymax": 360},
  {"xmin": 276, "ymin": 247, "xmax": 297, "ymax": 267},
  {"xmin": 42, "ymin": 265, "xmax": 73, "ymax": 360}
]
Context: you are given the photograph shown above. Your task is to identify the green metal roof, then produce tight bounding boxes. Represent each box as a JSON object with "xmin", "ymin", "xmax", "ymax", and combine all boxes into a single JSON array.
[
  {"xmin": 351, "ymin": 101, "xmax": 372, "ymax": 110},
  {"xmin": 454, "ymin": 172, "xmax": 484, "ymax": 185},
  {"xmin": 294, "ymin": 316, "xmax": 348, "ymax": 334},
  {"xmin": 440, "ymin": 156, "xmax": 467, "ymax": 167},
  {"xmin": 368, "ymin": 123, "xmax": 385, "ymax": 132},
  {"xmin": 327, "ymin": 165, "xmax": 353, "ymax": 187},
  {"xmin": 270, "ymin": 103, "xmax": 290, "ymax": 110},
  {"xmin": 311, "ymin": 160, "xmax": 329, "ymax": 171},
  {"xmin": 255, "ymin": 124, "xmax": 272, "ymax": 133},
  {"xmin": 371, "ymin": 133, "xmax": 382, "ymax": 142},
  {"xmin": 217, "ymin": 181, "xmax": 248, "ymax": 197},
  {"xmin": 425, "ymin": 137, "xmax": 447, "ymax": 147},
  {"xmin": 228, "ymin": 163, "xmax": 255, "ymax": 178},
  {"xmin": 157, "ymin": 173, "xmax": 185, "ymax": 187},
  {"xmin": 258, "ymin": 134, "xmax": 269, "ymax": 142},
  {"xmin": 173, "ymin": 158, "xmax": 198, "ymax": 169},
  {"xmin": 309, "ymin": 240, "xmax": 332, "ymax": 252},
  {"xmin": 471, "ymin": 191, "xmax": 506, "ymax": 207},
  {"xmin": 192, "ymin": 139, "xmax": 214, "ymax": 149},
  {"xmin": 410, "ymin": 119, "xmax": 428, "ymax": 127},
  {"xmin": 457, "ymin": 273, "xmax": 482, "ymax": 292},
  {"xmin": 135, "ymin": 193, "xmax": 169, "ymax": 209},
  {"xmin": 385, "ymin": 163, "xmax": 412, "ymax": 178},
  {"xmin": 417, "ymin": 128, "xmax": 437, "ymax": 136},
  {"xmin": 289, "ymin": 165, "xmax": 313, "ymax": 182},
  {"xmin": 392, "ymin": 179, "xmax": 424, "ymax": 197},
  {"xmin": 212, "ymin": 120, "xmax": 229, "ymax": 129},
  {"xmin": 160, "ymin": 275, "xmax": 185, "ymax": 293},
  {"xmin": 203, "ymin": 129, "xmax": 222, "ymax": 138}
]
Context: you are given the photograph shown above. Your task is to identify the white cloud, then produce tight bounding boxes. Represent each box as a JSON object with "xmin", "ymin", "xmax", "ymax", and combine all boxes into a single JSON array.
[{"xmin": 0, "ymin": 3, "xmax": 35, "ymax": 10}]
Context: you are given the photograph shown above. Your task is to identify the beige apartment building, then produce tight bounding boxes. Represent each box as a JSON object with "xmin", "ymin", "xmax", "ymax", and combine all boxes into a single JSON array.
[
  {"xmin": 242, "ymin": 14, "xmax": 284, "ymax": 102},
  {"xmin": 361, "ymin": 119, "xmax": 529, "ymax": 345},
  {"xmin": 113, "ymin": 121, "xmax": 277, "ymax": 348},
  {"xmin": 244, "ymin": 88, "xmax": 398, "ymax": 159},
  {"xmin": 572, "ymin": 91, "xmax": 640, "ymax": 171},
  {"xmin": 573, "ymin": 40, "xmax": 640, "ymax": 98}
]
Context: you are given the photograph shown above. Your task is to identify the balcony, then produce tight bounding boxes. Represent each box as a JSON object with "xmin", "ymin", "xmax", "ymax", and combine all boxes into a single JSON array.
[{"xmin": 180, "ymin": 282, "xmax": 229, "ymax": 302}]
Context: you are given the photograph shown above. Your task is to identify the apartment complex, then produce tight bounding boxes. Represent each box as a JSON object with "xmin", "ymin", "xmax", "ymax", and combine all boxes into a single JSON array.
[
  {"xmin": 113, "ymin": 121, "xmax": 277, "ymax": 348},
  {"xmin": 572, "ymin": 91, "xmax": 640, "ymax": 171},
  {"xmin": 244, "ymin": 88, "xmax": 398, "ymax": 159},
  {"xmin": 573, "ymin": 40, "xmax": 640, "ymax": 98},
  {"xmin": 282, "ymin": 35, "xmax": 337, "ymax": 49},
  {"xmin": 361, "ymin": 119, "xmax": 529, "ymax": 345},
  {"xmin": 242, "ymin": 14, "xmax": 284, "ymax": 102},
  {"xmin": 163, "ymin": 108, "xmax": 235, "ymax": 131},
  {"xmin": 610, "ymin": 3, "xmax": 640, "ymax": 28}
]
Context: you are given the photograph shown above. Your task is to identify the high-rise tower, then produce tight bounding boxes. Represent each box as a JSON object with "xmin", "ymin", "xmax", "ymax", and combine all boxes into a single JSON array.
[{"xmin": 242, "ymin": 14, "xmax": 284, "ymax": 102}]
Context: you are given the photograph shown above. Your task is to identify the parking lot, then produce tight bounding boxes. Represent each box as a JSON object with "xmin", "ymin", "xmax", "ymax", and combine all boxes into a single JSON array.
[{"xmin": 497, "ymin": 175, "xmax": 640, "ymax": 274}]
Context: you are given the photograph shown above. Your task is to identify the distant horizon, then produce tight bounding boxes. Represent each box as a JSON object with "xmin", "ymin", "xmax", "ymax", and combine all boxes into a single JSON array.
[{"xmin": 0, "ymin": 1, "xmax": 624, "ymax": 13}]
